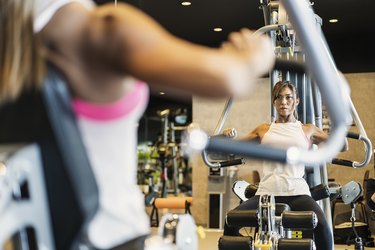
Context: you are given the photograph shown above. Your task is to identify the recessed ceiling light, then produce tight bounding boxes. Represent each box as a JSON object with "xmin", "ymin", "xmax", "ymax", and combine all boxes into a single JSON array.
[
  {"xmin": 0, "ymin": 162, "xmax": 6, "ymax": 176},
  {"xmin": 329, "ymin": 19, "xmax": 338, "ymax": 23},
  {"xmin": 160, "ymin": 91, "xmax": 165, "ymax": 95},
  {"xmin": 181, "ymin": 1, "xmax": 191, "ymax": 6},
  {"xmin": 213, "ymin": 27, "xmax": 223, "ymax": 32}
]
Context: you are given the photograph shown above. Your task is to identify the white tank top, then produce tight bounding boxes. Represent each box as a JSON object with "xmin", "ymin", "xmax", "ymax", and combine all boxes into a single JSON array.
[
  {"xmin": 34, "ymin": 0, "xmax": 95, "ymax": 33},
  {"xmin": 72, "ymin": 82, "xmax": 150, "ymax": 249},
  {"xmin": 256, "ymin": 121, "xmax": 312, "ymax": 196}
]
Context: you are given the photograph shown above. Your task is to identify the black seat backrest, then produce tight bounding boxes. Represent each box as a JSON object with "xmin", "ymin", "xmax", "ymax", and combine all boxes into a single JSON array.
[
  {"xmin": 42, "ymin": 68, "xmax": 99, "ymax": 249},
  {"xmin": 0, "ymin": 67, "xmax": 99, "ymax": 250}
]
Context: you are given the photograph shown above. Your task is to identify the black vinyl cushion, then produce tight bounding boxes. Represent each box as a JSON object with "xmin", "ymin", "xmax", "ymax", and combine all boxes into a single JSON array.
[
  {"xmin": 0, "ymin": 88, "xmax": 81, "ymax": 249},
  {"xmin": 42, "ymin": 68, "xmax": 99, "ymax": 249},
  {"xmin": 0, "ymin": 89, "xmax": 48, "ymax": 143},
  {"xmin": 218, "ymin": 236, "xmax": 252, "ymax": 250},
  {"xmin": 0, "ymin": 67, "xmax": 99, "ymax": 250}
]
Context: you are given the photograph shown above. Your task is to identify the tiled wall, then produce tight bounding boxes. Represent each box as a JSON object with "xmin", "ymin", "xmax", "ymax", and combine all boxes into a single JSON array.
[{"xmin": 191, "ymin": 73, "xmax": 375, "ymax": 226}]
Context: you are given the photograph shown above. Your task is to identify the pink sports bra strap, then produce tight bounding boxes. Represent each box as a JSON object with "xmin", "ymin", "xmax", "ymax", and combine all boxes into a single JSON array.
[{"xmin": 72, "ymin": 82, "xmax": 149, "ymax": 120}]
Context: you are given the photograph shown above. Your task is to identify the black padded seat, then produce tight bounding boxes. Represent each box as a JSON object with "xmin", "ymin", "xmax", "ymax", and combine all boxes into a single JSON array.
[
  {"xmin": 0, "ymin": 67, "xmax": 99, "ymax": 250},
  {"xmin": 275, "ymin": 203, "xmax": 291, "ymax": 216}
]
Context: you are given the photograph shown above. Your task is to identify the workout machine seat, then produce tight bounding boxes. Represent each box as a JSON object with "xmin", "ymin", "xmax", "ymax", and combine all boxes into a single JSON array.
[
  {"xmin": 0, "ymin": 68, "xmax": 99, "ymax": 250},
  {"xmin": 220, "ymin": 201, "xmax": 317, "ymax": 250},
  {"xmin": 219, "ymin": 181, "xmax": 321, "ymax": 250}
]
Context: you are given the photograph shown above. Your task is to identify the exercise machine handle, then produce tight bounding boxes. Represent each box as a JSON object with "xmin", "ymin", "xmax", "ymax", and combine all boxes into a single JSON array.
[
  {"xmin": 205, "ymin": 136, "xmax": 287, "ymax": 163},
  {"xmin": 331, "ymin": 132, "xmax": 372, "ymax": 168},
  {"xmin": 347, "ymin": 132, "xmax": 360, "ymax": 140},
  {"xmin": 331, "ymin": 158, "xmax": 353, "ymax": 167},
  {"xmin": 201, "ymin": 149, "xmax": 244, "ymax": 168},
  {"xmin": 202, "ymin": 97, "xmax": 245, "ymax": 168},
  {"xmin": 218, "ymin": 159, "xmax": 244, "ymax": 168}
]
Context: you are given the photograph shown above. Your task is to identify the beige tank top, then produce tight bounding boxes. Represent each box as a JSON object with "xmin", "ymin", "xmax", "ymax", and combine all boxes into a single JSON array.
[{"xmin": 256, "ymin": 121, "xmax": 312, "ymax": 196}]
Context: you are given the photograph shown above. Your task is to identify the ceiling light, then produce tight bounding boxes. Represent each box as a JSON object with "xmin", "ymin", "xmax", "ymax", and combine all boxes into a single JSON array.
[
  {"xmin": 160, "ymin": 91, "xmax": 165, "ymax": 95},
  {"xmin": 329, "ymin": 19, "xmax": 338, "ymax": 23},
  {"xmin": 0, "ymin": 162, "xmax": 7, "ymax": 176},
  {"xmin": 213, "ymin": 27, "xmax": 223, "ymax": 32},
  {"xmin": 181, "ymin": 1, "xmax": 191, "ymax": 6}
]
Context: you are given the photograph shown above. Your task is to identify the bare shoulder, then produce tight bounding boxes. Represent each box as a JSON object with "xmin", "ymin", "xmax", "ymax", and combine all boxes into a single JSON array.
[
  {"xmin": 252, "ymin": 123, "xmax": 271, "ymax": 139},
  {"xmin": 302, "ymin": 123, "xmax": 327, "ymax": 144},
  {"xmin": 302, "ymin": 123, "xmax": 324, "ymax": 134},
  {"xmin": 302, "ymin": 123, "xmax": 317, "ymax": 133},
  {"xmin": 256, "ymin": 123, "xmax": 271, "ymax": 133}
]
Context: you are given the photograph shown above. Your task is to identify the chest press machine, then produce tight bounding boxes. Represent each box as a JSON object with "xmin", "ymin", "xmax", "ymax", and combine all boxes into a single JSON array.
[{"xmin": 185, "ymin": 0, "xmax": 373, "ymax": 249}]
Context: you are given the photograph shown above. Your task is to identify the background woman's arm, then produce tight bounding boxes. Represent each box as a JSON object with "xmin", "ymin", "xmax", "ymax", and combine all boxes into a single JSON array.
[
  {"xmin": 304, "ymin": 124, "xmax": 348, "ymax": 151},
  {"xmin": 223, "ymin": 124, "xmax": 269, "ymax": 142}
]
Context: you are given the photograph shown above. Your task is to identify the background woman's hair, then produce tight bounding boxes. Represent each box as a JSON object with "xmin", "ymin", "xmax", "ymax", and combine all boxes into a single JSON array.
[
  {"xmin": 272, "ymin": 80, "xmax": 299, "ymax": 120},
  {"xmin": 0, "ymin": 0, "xmax": 45, "ymax": 105}
]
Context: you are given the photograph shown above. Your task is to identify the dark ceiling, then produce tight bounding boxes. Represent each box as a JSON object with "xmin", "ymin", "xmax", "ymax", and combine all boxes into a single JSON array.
[
  {"xmin": 96, "ymin": 0, "xmax": 375, "ymax": 74},
  {"xmin": 95, "ymin": 0, "xmax": 375, "ymax": 112}
]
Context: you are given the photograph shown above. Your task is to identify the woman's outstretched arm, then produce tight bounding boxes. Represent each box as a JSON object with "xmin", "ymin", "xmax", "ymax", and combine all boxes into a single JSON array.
[{"xmin": 84, "ymin": 3, "xmax": 275, "ymax": 98}]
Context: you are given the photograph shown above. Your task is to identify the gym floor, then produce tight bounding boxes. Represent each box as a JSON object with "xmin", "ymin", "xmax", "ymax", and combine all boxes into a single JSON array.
[
  {"xmin": 149, "ymin": 209, "xmax": 375, "ymax": 250},
  {"xmin": 152, "ymin": 228, "xmax": 375, "ymax": 250},
  {"xmin": 150, "ymin": 226, "xmax": 375, "ymax": 249}
]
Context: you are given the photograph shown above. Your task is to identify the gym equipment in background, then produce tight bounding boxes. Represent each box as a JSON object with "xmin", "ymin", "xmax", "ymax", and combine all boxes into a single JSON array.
[{"xmin": 150, "ymin": 197, "xmax": 193, "ymax": 227}]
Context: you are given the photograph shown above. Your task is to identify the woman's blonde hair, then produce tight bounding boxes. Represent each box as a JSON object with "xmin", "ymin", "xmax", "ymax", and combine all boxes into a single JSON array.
[{"xmin": 0, "ymin": 0, "xmax": 45, "ymax": 105}]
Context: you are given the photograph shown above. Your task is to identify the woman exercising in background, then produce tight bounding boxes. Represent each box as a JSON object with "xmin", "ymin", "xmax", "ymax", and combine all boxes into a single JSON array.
[
  {"xmin": 223, "ymin": 81, "xmax": 333, "ymax": 250},
  {"xmin": 0, "ymin": 0, "xmax": 275, "ymax": 249}
]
